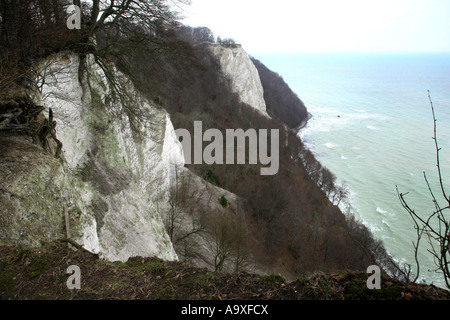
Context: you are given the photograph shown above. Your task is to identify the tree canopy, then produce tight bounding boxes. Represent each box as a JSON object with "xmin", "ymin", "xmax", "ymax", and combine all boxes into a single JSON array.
[{"xmin": 0, "ymin": 0, "xmax": 190, "ymax": 97}]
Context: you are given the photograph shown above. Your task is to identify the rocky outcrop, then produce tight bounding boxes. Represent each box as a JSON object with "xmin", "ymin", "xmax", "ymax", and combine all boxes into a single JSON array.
[
  {"xmin": 0, "ymin": 44, "xmax": 267, "ymax": 269},
  {"xmin": 207, "ymin": 44, "xmax": 268, "ymax": 117},
  {"xmin": 0, "ymin": 52, "xmax": 185, "ymax": 262}
]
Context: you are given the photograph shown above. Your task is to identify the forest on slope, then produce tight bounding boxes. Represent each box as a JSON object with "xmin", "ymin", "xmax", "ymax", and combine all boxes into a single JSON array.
[
  {"xmin": 114, "ymin": 23, "xmax": 397, "ymax": 277},
  {"xmin": 0, "ymin": 0, "xmax": 401, "ymax": 280}
]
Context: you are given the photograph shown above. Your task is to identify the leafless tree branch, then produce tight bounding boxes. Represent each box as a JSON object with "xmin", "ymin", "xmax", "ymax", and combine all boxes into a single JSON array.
[{"xmin": 396, "ymin": 91, "xmax": 450, "ymax": 289}]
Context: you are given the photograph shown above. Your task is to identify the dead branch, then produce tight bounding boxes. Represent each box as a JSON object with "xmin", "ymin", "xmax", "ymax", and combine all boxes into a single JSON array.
[
  {"xmin": 396, "ymin": 91, "xmax": 450, "ymax": 289},
  {"xmin": 59, "ymin": 238, "xmax": 97, "ymax": 256},
  {"xmin": 0, "ymin": 97, "xmax": 62, "ymax": 158}
]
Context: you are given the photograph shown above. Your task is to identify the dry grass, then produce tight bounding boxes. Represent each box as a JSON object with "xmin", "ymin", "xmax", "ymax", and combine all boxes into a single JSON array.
[{"xmin": 0, "ymin": 242, "xmax": 448, "ymax": 301}]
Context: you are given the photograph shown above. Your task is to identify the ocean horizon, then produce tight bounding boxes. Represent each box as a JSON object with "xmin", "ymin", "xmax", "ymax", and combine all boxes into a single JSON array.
[{"xmin": 255, "ymin": 52, "xmax": 450, "ymax": 288}]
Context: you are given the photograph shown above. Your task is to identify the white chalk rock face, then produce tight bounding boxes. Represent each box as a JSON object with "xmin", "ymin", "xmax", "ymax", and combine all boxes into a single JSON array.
[
  {"xmin": 33, "ymin": 52, "xmax": 184, "ymax": 262},
  {"xmin": 207, "ymin": 44, "xmax": 269, "ymax": 117}
]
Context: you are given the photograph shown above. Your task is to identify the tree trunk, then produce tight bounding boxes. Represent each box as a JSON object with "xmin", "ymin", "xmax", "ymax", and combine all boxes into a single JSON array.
[{"xmin": 91, "ymin": 0, "xmax": 100, "ymax": 24}]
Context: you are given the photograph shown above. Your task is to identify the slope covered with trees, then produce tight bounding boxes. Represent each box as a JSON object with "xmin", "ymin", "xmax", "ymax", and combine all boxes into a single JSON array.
[
  {"xmin": 112, "ymin": 24, "xmax": 398, "ymax": 277},
  {"xmin": 251, "ymin": 57, "xmax": 309, "ymax": 130},
  {"xmin": 1, "ymin": 1, "xmax": 400, "ymax": 282}
]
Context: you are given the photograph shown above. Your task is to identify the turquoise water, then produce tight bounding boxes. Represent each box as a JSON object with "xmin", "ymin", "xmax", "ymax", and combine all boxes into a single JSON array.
[{"xmin": 256, "ymin": 52, "xmax": 450, "ymax": 288}]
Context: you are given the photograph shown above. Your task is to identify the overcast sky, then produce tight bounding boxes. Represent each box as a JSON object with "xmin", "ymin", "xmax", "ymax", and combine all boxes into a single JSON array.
[{"xmin": 180, "ymin": 0, "xmax": 450, "ymax": 54}]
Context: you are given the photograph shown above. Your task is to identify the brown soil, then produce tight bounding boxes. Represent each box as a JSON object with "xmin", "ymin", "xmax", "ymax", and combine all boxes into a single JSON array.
[{"xmin": 0, "ymin": 242, "xmax": 449, "ymax": 301}]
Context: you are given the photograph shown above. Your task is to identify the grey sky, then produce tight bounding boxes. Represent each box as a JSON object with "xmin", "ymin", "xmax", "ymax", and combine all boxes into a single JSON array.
[{"xmin": 181, "ymin": 0, "xmax": 450, "ymax": 54}]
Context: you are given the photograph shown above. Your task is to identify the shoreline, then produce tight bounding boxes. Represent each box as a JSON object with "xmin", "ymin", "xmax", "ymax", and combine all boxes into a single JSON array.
[{"xmin": 293, "ymin": 112, "xmax": 313, "ymax": 134}]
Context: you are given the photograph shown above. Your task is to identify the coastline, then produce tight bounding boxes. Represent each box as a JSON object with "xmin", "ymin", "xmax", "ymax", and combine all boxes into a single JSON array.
[{"xmin": 294, "ymin": 112, "xmax": 313, "ymax": 134}]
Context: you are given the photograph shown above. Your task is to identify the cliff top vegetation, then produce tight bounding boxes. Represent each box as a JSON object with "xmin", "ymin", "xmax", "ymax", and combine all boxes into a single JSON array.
[{"xmin": 1, "ymin": 242, "xmax": 448, "ymax": 300}]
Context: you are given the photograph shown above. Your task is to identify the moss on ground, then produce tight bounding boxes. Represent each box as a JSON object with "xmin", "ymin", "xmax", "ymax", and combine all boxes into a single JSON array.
[{"xmin": 0, "ymin": 242, "xmax": 449, "ymax": 300}]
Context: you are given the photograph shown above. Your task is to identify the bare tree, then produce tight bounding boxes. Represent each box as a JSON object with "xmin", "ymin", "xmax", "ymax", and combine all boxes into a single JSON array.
[
  {"xmin": 396, "ymin": 91, "xmax": 450, "ymax": 289},
  {"xmin": 83, "ymin": 0, "xmax": 190, "ymax": 41},
  {"xmin": 208, "ymin": 212, "xmax": 235, "ymax": 273},
  {"xmin": 320, "ymin": 167, "xmax": 336, "ymax": 198},
  {"xmin": 201, "ymin": 210, "xmax": 250, "ymax": 273},
  {"xmin": 177, "ymin": 26, "xmax": 214, "ymax": 45},
  {"xmin": 216, "ymin": 37, "xmax": 237, "ymax": 47},
  {"xmin": 161, "ymin": 166, "xmax": 204, "ymax": 245},
  {"xmin": 210, "ymin": 213, "xmax": 235, "ymax": 273},
  {"xmin": 331, "ymin": 184, "xmax": 349, "ymax": 207},
  {"xmin": 0, "ymin": 0, "xmax": 74, "ymax": 98}
]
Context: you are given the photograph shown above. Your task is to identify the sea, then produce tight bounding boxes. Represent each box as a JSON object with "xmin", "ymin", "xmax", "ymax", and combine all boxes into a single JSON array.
[{"xmin": 255, "ymin": 52, "xmax": 450, "ymax": 288}]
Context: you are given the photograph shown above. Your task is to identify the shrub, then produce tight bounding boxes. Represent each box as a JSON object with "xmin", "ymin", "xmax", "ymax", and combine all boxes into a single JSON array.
[{"xmin": 219, "ymin": 195, "xmax": 229, "ymax": 208}]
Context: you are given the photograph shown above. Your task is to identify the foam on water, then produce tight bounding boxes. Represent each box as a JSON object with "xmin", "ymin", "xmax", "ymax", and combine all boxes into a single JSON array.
[
  {"xmin": 283, "ymin": 52, "xmax": 450, "ymax": 288},
  {"xmin": 324, "ymin": 142, "xmax": 338, "ymax": 149}
]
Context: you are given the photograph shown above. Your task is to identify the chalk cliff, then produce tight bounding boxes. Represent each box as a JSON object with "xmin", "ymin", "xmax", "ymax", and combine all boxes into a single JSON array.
[
  {"xmin": 0, "ymin": 52, "xmax": 185, "ymax": 262},
  {"xmin": 207, "ymin": 44, "xmax": 268, "ymax": 117}
]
